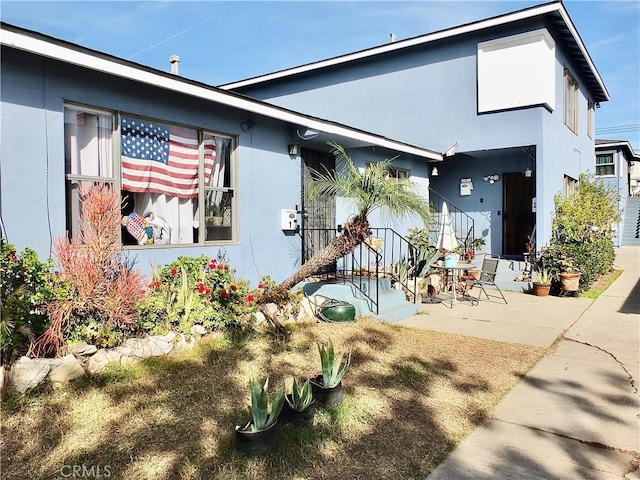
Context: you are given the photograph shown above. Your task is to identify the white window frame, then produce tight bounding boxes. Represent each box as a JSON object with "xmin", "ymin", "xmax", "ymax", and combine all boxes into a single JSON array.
[
  {"xmin": 595, "ymin": 152, "xmax": 615, "ymax": 177},
  {"xmin": 365, "ymin": 162, "xmax": 411, "ymax": 179},
  {"xmin": 563, "ymin": 174, "xmax": 577, "ymax": 198},
  {"xmin": 64, "ymin": 103, "xmax": 238, "ymax": 247},
  {"xmin": 587, "ymin": 101, "xmax": 594, "ymax": 139},
  {"xmin": 563, "ymin": 68, "xmax": 578, "ymax": 133},
  {"xmin": 64, "ymin": 105, "xmax": 117, "ymax": 240}
]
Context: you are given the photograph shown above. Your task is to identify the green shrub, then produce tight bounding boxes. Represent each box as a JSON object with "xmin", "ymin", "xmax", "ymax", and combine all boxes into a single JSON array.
[
  {"xmin": 0, "ymin": 240, "xmax": 56, "ymax": 364},
  {"xmin": 538, "ymin": 174, "xmax": 620, "ymax": 292}
]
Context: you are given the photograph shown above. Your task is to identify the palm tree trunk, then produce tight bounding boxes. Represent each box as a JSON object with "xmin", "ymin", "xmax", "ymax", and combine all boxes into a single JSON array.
[{"xmin": 278, "ymin": 215, "xmax": 371, "ymax": 294}]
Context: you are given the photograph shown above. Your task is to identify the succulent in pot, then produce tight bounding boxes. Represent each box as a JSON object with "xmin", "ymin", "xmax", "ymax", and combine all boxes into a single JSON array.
[
  {"xmin": 310, "ymin": 339, "xmax": 351, "ymax": 407},
  {"xmin": 280, "ymin": 378, "xmax": 316, "ymax": 427},
  {"xmin": 532, "ymin": 268, "xmax": 551, "ymax": 296},
  {"xmin": 235, "ymin": 374, "xmax": 284, "ymax": 455}
]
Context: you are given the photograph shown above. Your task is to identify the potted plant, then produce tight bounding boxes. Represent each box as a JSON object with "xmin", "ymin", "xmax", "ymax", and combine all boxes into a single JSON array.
[
  {"xmin": 472, "ymin": 236, "xmax": 486, "ymax": 253},
  {"xmin": 279, "ymin": 378, "xmax": 316, "ymax": 427},
  {"xmin": 310, "ymin": 339, "xmax": 351, "ymax": 407},
  {"xmin": 558, "ymin": 258, "xmax": 581, "ymax": 294},
  {"xmin": 532, "ymin": 268, "xmax": 551, "ymax": 296},
  {"xmin": 206, "ymin": 196, "xmax": 229, "ymax": 226},
  {"xmin": 235, "ymin": 374, "xmax": 285, "ymax": 456}
]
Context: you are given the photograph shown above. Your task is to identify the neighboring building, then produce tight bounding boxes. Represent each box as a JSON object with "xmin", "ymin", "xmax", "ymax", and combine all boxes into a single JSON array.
[
  {"xmin": 0, "ymin": 22, "xmax": 442, "ymax": 286},
  {"xmin": 222, "ymin": 1, "xmax": 611, "ymax": 258},
  {"xmin": 595, "ymin": 140, "xmax": 640, "ymax": 247}
]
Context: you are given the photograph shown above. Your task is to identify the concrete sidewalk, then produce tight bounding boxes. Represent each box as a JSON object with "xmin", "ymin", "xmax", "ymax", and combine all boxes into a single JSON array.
[{"xmin": 399, "ymin": 246, "xmax": 640, "ymax": 479}]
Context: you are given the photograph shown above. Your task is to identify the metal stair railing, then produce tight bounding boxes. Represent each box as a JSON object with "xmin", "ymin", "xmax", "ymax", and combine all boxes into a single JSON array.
[
  {"xmin": 301, "ymin": 227, "xmax": 421, "ymax": 315},
  {"xmin": 429, "ymin": 187, "xmax": 476, "ymax": 254}
]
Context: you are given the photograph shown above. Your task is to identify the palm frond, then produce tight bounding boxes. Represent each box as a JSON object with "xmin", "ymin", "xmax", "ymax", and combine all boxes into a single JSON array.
[{"xmin": 306, "ymin": 142, "xmax": 430, "ymax": 224}]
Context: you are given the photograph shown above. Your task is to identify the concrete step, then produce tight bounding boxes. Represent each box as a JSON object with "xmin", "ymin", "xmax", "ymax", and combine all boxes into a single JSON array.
[{"xmin": 302, "ymin": 277, "xmax": 420, "ymax": 323}]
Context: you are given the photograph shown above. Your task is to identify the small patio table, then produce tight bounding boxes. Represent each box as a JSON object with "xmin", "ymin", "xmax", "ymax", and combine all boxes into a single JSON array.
[{"xmin": 430, "ymin": 262, "xmax": 476, "ymax": 308}]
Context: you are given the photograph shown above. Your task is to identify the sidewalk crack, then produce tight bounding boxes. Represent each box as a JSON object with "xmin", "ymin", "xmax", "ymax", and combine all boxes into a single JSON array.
[
  {"xmin": 494, "ymin": 418, "xmax": 640, "ymax": 457},
  {"xmin": 564, "ymin": 337, "xmax": 637, "ymax": 394}
]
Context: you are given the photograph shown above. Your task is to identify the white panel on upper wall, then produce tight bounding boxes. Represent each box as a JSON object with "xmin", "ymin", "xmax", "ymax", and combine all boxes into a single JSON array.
[{"xmin": 478, "ymin": 29, "xmax": 555, "ymax": 113}]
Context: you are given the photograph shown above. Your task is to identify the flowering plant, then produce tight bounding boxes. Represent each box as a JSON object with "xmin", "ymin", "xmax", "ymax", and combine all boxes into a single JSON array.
[{"xmin": 138, "ymin": 254, "xmax": 257, "ymax": 336}]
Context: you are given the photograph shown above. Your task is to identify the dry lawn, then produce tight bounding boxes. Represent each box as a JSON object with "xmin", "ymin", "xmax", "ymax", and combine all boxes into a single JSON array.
[{"xmin": 1, "ymin": 318, "xmax": 545, "ymax": 480}]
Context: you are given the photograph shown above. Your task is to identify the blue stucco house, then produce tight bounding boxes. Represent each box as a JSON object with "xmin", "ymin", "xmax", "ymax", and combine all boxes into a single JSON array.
[
  {"xmin": 594, "ymin": 139, "xmax": 640, "ymax": 247},
  {"xmin": 222, "ymin": 1, "xmax": 610, "ymax": 259},
  {"xmin": 0, "ymin": 22, "xmax": 442, "ymax": 287}
]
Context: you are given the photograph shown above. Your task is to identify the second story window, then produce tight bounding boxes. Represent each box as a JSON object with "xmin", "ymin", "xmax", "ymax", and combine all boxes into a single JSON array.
[
  {"xmin": 595, "ymin": 153, "xmax": 615, "ymax": 176},
  {"xmin": 563, "ymin": 68, "xmax": 578, "ymax": 133},
  {"xmin": 587, "ymin": 101, "xmax": 594, "ymax": 139}
]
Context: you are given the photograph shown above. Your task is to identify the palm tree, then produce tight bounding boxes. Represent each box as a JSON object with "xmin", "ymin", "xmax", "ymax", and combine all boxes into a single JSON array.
[{"xmin": 266, "ymin": 143, "xmax": 431, "ymax": 301}]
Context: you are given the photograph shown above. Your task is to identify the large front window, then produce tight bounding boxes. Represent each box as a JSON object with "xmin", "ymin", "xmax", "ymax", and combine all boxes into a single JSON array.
[{"xmin": 64, "ymin": 105, "xmax": 236, "ymax": 245}]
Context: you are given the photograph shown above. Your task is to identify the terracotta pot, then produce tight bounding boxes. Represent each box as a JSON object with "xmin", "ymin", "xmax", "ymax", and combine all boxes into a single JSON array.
[
  {"xmin": 310, "ymin": 375, "xmax": 343, "ymax": 407},
  {"xmin": 559, "ymin": 272, "xmax": 581, "ymax": 292},
  {"xmin": 532, "ymin": 282, "xmax": 551, "ymax": 296},
  {"xmin": 279, "ymin": 397, "xmax": 316, "ymax": 427},
  {"xmin": 235, "ymin": 421, "xmax": 279, "ymax": 456}
]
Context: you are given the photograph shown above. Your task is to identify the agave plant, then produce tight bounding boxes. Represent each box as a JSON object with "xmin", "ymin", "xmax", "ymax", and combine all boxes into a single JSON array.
[
  {"xmin": 318, "ymin": 339, "xmax": 351, "ymax": 389},
  {"xmin": 534, "ymin": 268, "xmax": 551, "ymax": 285},
  {"xmin": 285, "ymin": 378, "xmax": 314, "ymax": 412},
  {"xmin": 247, "ymin": 374, "xmax": 285, "ymax": 432}
]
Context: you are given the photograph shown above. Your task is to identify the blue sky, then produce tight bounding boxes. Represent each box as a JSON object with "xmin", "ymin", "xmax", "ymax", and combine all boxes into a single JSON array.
[{"xmin": 2, "ymin": 0, "xmax": 639, "ymax": 150}]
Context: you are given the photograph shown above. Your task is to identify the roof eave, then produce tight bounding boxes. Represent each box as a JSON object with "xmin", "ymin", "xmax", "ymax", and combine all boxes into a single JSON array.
[
  {"xmin": 0, "ymin": 23, "xmax": 442, "ymax": 162},
  {"xmin": 219, "ymin": 1, "xmax": 609, "ymax": 103}
]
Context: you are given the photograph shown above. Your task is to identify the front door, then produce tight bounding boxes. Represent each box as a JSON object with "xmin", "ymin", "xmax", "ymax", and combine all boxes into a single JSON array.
[
  {"xmin": 502, "ymin": 172, "xmax": 535, "ymax": 258},
  {"xmin": 301, "ymin": 148, "xmax": 336, "ymax": 273}
]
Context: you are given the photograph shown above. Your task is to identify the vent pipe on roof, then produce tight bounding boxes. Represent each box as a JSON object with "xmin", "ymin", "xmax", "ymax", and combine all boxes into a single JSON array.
[
  {"xmin": 169, "ymin": 55, "xmax": 180, "ymax": 75},
  {"xmin": 389, "ymin": 33, "xmax": 396, "ymax": 43}
]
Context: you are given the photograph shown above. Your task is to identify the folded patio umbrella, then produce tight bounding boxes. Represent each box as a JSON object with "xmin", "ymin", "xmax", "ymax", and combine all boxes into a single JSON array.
[{"xmin": 436, "ymin": 201, "xmax": 458, "ymax": 253}]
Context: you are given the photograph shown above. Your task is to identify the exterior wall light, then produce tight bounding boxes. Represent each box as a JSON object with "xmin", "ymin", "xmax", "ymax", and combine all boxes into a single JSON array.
[
  {"xmin": 288, "ymin": 144, "xmax": 300, "ymax": 156},
  {"xmin": 431, "ymin": 166, "xmax": 439, "ymax": 176},
  {"xmin": 483, "ymin": 174, "xmax": 500, "ymax": 184}
]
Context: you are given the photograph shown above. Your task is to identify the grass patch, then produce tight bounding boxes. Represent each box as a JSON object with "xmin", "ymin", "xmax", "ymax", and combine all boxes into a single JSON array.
[
  {"xmin": 581, "ymin": 268, "xmax": 622, "ymax": 298},
  {"xmin": 1, "ymin": 319, "xmax": 544, "ymax": 480}
]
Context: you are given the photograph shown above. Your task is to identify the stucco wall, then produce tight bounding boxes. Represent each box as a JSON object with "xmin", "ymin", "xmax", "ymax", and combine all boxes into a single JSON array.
[
  {"xmin": 0, "ymin": 49, "xmax": 304, "ymax": 285},
  {"xmin": 235, "ymin": 20, "xmax": 598, "ymax": 256}
]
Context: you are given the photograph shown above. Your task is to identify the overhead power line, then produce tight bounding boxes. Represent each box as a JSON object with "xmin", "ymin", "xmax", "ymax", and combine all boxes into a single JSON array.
[{"xmin": 596, "ymin": 123, "xmax": 640, "ymax": 134}]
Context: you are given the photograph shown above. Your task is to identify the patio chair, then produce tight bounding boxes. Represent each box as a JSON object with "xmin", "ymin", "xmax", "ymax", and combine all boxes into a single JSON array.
[{"xmin": 465, "ymin": 256, "xmax": 508, "ymax": 306}]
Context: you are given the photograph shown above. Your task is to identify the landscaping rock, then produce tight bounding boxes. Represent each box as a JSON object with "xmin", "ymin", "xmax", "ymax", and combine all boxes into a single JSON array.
[
  {"xmin": 254, "ymin": 310, "xmax": 267, "ymax": 324},
  {"xmin": 10, "ymin": 356, "xmax": 51, "ymax": 393},
  {"xmin": 265, "ymin": 303, "xmax": 279, "ymax": 316},
  {"xmin": 67, "ymin": 343, "xmax": 98, "ymax": 357},
  {"xmin": 155, "ymin": 331, "xmax": 176, "ymax": 343},
  {"xmin": 298, "ymin": 297, "xmax": 316, "ymax": 321},
  {"xmin": 191, "ymin": 324, "xmax": 206, "ymax": 337},
  {"xmin": 147, "ymin": 336, "xmax": 174, "ymax": 356},
  {"xmin": 87, "ymin": 349, "xmax": 122, "ymax": 374},
  {"xmin": 49, "ymin": 354, "xmax": 86, "ymax": 385},
  {"xmin": 119, "ymin": 354, "xmax": 142, "ymax": 367},
  {"xmin": 121, "ymin": 338, "xmax": 147, "ymax": 358},
  {"xmin": 176, "ymin": 333, "xmax": 196, "ymax": 349}
]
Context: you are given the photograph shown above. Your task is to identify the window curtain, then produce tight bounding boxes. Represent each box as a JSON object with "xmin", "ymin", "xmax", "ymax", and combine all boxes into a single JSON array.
[
  {"xmin": 66, "ymin": 110, "xmax": 113, "ymax": 177},
  {"xmin": 136, "ymin": 192, "xmax": 194, "ymax": 244}
]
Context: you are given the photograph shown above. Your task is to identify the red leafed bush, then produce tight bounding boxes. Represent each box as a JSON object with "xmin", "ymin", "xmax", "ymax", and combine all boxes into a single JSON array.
[{"xmin": 30, "ymin": 183, "xmax": 145, "ymax": 357}]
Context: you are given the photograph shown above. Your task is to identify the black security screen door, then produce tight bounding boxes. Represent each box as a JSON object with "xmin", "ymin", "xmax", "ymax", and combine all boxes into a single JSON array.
[
  {"xmin": 301, "ymin": 148, "xmax": 336, "ymax": 273},
  {"xmin": 502, "ymin": 172, "xmax": 536, "ymax": 258}
]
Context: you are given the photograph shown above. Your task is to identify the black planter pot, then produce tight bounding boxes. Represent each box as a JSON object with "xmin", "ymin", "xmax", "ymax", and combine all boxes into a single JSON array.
[
  {"xmin": 279, "ymin": 397, "xmax": 316, "ymax": 427},
  {"xmin": 235, "ymin": 421, "xmax": 278, "ymax": 456},
  {"xmin": 310, "ymin": 375, "xmax": 343, "ymax": 407}
]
